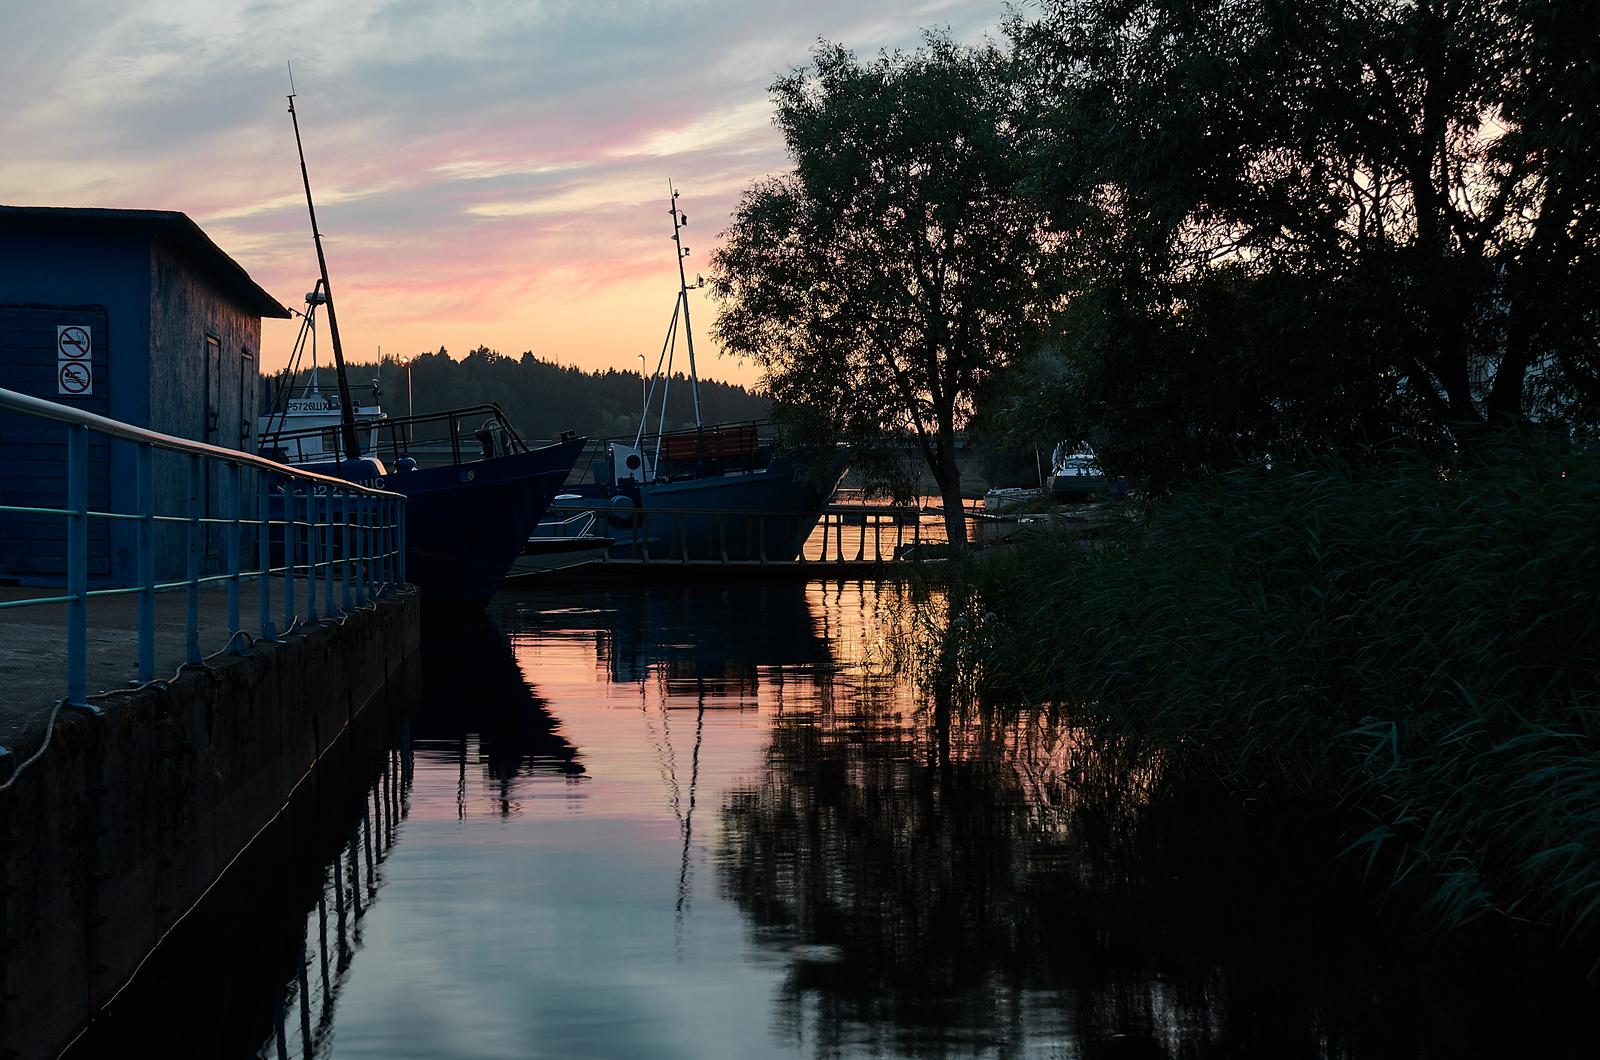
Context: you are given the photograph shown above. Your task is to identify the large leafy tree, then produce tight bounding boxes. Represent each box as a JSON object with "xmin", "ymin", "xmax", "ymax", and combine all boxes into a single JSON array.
[
  {"xmin": 711, "ymin": 35, "xmax": 1058, "ymax": 549},
  {"xmin": 1009, "ymin": 0, "xmax": 1600, "ymax": 487}
]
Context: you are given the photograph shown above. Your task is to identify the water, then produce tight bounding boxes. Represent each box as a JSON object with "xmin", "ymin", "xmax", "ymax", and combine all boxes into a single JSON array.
[{"xmin": 70, "ymin": 579, "xmax": 1596, "ymax": 1058}]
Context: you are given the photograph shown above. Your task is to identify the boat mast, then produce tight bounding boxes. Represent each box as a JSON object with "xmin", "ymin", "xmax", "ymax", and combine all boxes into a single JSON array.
[
  {"xmin": 287, "ymin": 72, "xmax": 361, "ymax": 462},
  {"xmin": 667, "ymin": 183, "xmax": 702, "ymax": 427}
]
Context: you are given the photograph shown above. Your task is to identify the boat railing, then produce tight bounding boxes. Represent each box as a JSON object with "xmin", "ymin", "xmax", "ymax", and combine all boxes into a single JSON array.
[
  {"xmin": 0, "ymin": 386, "xmax": 407, "ymax": 710},
  {"xmin": 261, "ymin": 403, "xmax": 532, "ymax": 467},
  {"xmin": 566, "ymin": 419, "xmax": 778, "ymax": 483},
  {"xmin": 538, "ymin": 510, "xmax": 601, "ymax": 538}
]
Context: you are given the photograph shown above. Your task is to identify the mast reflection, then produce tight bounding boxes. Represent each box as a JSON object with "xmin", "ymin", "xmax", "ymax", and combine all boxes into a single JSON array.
[{"xmin": 720, "ymin": 693, "xmax": 1600, "ymax": 1058}]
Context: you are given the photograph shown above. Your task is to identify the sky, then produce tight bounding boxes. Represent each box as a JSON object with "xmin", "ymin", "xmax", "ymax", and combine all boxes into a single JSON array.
[{"xmin": 1, "ymin": 0, "xmax": 1012, "ymax": 387}]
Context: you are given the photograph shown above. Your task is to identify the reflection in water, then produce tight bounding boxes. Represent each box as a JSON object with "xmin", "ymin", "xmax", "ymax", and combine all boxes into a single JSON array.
[
  {"xmin": 408, "ymin": 616, "xmax": 583, "ymax": 797},
  {"xmin": 718, "ymin": 634, "xmax": 1599, "ymax": 1058},
  {"xmin": 261, "ymin": 743, "xmax": 413, "ymax": 1060},
  {"xmin": 66, "ymin": 580, "xmax": 1597, "ymax": 1059}
]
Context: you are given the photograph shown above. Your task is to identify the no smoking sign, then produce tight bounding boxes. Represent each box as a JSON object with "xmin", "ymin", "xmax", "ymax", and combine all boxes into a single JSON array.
[{"xmin": 56, "ymin": 325, "xmax": 93, "ymax": 396}]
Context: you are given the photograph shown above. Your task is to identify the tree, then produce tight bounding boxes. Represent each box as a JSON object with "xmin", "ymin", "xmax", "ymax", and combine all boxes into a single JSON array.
[
  {"xmin": 1008, "ymin": 0, "xmax": 1600, "ymax": 488},
  {"xmin": 711, "ymin": 34, "xmax": 1059, "ymax": 550}
]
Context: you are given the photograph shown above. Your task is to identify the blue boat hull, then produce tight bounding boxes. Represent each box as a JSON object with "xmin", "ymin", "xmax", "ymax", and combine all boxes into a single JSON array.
[
  {"xmin": 268, "ymin": 439, "xmax": 584, "ymax": 605},
  {"xmin": 386, "ymin": 438, "xmax": 586, "ymax": 604},
  {"xmin": 574, "ymin": 451, "xmax": 845, "ymax": 561}
]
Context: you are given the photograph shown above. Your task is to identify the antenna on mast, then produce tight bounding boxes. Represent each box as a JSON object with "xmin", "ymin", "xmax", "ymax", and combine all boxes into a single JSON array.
[
  {"xmin": 287, "ymin": 68, "xmax": 361, "ymax": 462},
  {"xmin": 668, "ymin": 180, "xmax": 702, "ymax": 428}
]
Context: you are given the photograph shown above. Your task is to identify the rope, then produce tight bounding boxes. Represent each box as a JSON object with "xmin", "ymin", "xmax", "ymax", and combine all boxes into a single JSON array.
[{"xmin": 0, "ymin": 587, "xmax": 414, "ymax": 793}]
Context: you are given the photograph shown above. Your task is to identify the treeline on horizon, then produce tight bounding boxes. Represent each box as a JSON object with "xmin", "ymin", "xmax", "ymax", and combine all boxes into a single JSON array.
[{"xmin": 271, "ymin": 345, "xmax": 769, "ymax": 442}]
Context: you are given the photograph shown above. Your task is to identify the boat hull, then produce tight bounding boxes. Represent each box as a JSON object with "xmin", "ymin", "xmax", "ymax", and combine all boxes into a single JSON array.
[
  {"xmin": 597, "ymin": 451, "xmax": 845, "ymax": 561},
  {"xmin": 386, "ymin": 438, "xmax": 586, "ymax": 604},
  {"xmin": 506, "ymin": 535, "xmax": 618, "ymax": 578}
]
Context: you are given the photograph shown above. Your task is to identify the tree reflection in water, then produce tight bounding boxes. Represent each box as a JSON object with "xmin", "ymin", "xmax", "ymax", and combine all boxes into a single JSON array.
[{"xmin": 720, "ymin": 616, "xmax": 1598, "ymax": 1059}]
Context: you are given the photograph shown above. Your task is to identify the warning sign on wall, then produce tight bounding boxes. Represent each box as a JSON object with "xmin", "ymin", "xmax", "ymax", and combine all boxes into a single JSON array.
[{"xmin": 57, "ymin": 325, "xmax": 92, "ymax": 396}]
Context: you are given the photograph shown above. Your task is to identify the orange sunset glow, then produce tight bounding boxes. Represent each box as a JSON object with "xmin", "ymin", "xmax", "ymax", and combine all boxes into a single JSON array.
[{"xmin": 1, "ymin": 0, "xmax": 1010, "ymax": 387}]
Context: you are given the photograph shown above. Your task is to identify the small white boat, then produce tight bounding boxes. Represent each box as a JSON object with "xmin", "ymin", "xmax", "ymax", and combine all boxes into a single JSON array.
[
  {"xmin": 1049, "ymin": 444, "xmax": 1111, "ymax": 502},
  {"xmin": 505, "ymin": 500, "xmax": 615, "ymax": 579}
]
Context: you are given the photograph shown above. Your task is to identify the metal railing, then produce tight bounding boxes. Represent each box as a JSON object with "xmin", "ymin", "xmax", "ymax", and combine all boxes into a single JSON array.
[{"xmin": 0, "ymin": 387, "xmax": 407, "ymax": 709}]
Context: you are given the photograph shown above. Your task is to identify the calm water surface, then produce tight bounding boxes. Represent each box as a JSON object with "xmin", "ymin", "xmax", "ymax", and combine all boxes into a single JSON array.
[{"xmin": 70, "ymin": 579, "xmax": 1598, "ymax": 1059}]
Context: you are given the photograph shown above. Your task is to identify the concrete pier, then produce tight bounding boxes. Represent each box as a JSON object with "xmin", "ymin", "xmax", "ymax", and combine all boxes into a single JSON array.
[{"xmin": 0, "ymin": 589, "xmax": 420, "ymax": 1059}]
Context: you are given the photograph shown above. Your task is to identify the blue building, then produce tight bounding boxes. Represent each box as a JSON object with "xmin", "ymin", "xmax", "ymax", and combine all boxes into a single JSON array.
[{"xmin": 0, "ymin": 206, "xmax": 290, "ymax": 585}]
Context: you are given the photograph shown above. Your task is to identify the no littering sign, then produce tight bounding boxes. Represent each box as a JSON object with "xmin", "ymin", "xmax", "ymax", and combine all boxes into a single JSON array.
[{"xmin": 57, "ymin": 325, "xmax": 92, "ymax": 396}]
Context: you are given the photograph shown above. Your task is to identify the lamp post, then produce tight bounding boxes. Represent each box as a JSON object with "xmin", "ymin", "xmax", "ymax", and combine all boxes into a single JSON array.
[{"xmin": 398, "ymin": 356, "xmax": 414, "ymax": 444}]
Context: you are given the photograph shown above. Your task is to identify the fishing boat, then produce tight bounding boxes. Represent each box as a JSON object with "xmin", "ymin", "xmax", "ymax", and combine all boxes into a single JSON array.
[
  {"xmin": 558, "ymin": 187, "xmax": 845, "ymax": 560},
  {"xmin": 262, "ymin": 91, "xmax": 583, "ymax": 606},
  {"xmin": 260, "ymin": 393, "xmax": 586, "ymax": 604}
]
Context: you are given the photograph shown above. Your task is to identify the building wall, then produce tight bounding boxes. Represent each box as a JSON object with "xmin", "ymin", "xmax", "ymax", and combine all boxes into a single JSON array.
[
  {"xmin": 147, "ymin": 238, "xmax": 262, "ymax": 581},
  {"xmin": 0, "ymin": 222, "xmax": 266, "ymax": 587}
]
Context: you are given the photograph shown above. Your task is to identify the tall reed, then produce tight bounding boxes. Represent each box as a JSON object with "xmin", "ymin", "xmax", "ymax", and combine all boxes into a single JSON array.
[{"xmin": 945, "ymin": 441, "xmax": 1600, "ymax": 939}]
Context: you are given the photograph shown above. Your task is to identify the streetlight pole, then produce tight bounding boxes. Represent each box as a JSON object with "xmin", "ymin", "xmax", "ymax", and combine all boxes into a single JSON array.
[{"xmin": 399, "ymin": 356, "xmax": 414, "ymax": 444}]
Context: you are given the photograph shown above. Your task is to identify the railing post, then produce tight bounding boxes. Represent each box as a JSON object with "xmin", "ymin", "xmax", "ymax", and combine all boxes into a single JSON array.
[
  {"xmin": 324, "ymin": 488, "xmax": 335, "ymax": 617},
  {"xmin": 379, "ymin": 497, "xmax": 391, "ymax": 597},
  {"xmin": 283, "ymin": 480, "xmax": 296, "ymax": 633},
  {"xmin": 305, "ymin": 484, "xmax": 320, "ymax": 625},
  {"xmin": 260, "ymin": 467, "xmax": 278, "ymax": 641},
  {"xmin": 760, "ymin": 515, "xmax": 768, "ymax": 565},
  {"xmin": 354, "ymin": 493, "xmax": 367, "ymax": 606},
  {"xmin": 137, "ymin": 442, "xmax": 155, "ymax": 682},
  {"xmin": 396, "ymin": 496, "xmax": 406, "ymax": 586},
  {"xmin": 365, "ymin": 493, "xmax": 375, "ymax": 602},
  {"xmin": 373, "ymin": 496, "xmax": 385, "ymax": 597},
  {"xmin": 228, "ymin": 461, "xmax": 245, "ymax": 653},
  {"xmin": 66, "ymin": 424, "xmax": 88, "ymax": 707},
  {"xmin": 186, "ymin": 454, "xmax": 201, "ymax": 666},
  {"xmin": 341, "ymin": 488, "xmax": 352, "ymax": 610},
  {"xmin": 382, "ymin": 496, "xmax": 392, "ymax": 588}
]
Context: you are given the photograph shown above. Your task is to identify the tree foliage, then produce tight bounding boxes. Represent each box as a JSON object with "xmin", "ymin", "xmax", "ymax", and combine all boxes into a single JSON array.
[
  {"xmin": 711, "ymin": 34, "xmax": 1059, "ymax": 546},
  {"xmin": 1008, "ymin": 0, "xmax": 1600, "ymax": 488}
]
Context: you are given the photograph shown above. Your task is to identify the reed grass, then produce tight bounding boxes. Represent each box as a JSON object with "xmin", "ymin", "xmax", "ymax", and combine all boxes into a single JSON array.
[{"xmin": 942, "ymin": 440, "xmax": 1600, "ymax": 940}]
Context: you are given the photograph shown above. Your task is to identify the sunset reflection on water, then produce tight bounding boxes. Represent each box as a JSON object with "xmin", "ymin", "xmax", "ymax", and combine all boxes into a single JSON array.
[{"xmin": 67, "ymin": 578, "xmax": 1593, "ymax": 1060}]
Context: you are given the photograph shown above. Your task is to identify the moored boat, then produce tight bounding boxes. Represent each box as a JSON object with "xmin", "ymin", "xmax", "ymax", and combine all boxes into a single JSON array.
[
  {"xmin": 555, "ymin": 188, "xmax": 845, "ymax": 560},
  {"xmin": 268, "ymin": 97, "xmax": 584, "ymax": 606},
  {"xmin": 1049, "ymin": 443, "xmax": 1111, "ymax": 502},
  {"xmin": 505, "ymin": 501, "xmax": 616, "ymax": 579},
  {"xmin": 262, "ymin": 404, "xmax": 585, "ymax": 605}
]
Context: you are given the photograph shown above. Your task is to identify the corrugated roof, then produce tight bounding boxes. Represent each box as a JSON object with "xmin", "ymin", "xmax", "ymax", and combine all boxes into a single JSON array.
[{"xmin": 0, "ymin": 205, "xmax": 292, "ymax": 319}]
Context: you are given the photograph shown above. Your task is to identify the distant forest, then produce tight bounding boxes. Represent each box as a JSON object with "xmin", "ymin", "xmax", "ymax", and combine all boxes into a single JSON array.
[{"xmin": 267, "ymin": 345, "xmax": 768, "ymax": 442}]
